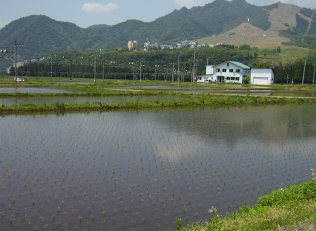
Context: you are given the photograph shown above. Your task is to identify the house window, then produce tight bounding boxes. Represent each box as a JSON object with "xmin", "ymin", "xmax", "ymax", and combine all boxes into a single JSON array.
[
  {"xmin": 236, "ymin": 69, "xmax": 240, "ymax": 73},
  {"xmin": 236, "ymin": 77, "xmax": 240, "ymax": 81},
  {"xmin": 217, "ymin": 69, "xmax": 220, "ymax": 72},
  {"xmin": 229, "ymin": 69, "xmax": 233, "ymax": 72},
  {"xmin": 227, "ymin": 63, "xmax": 229, "ymax": 67},
  {"xmin": 227, "ymin": 77, "xmax": 231, "ymax": 80},
  {"xmin": 231, "ymin": 77, "xmax": 235, "ymax": 80},
  {"xmin": 222, "ymin": 69, "xmax": 227, "ymax": 72}
]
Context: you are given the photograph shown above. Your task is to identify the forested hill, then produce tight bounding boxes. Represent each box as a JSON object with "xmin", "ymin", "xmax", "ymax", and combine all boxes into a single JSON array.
[
  {"xmin": 158, "ymin": 0, "xmax": 271, "ymax": 34},
  {"xmin": 0, "ymin": 0, "xmax": 313, "ymax": 59},
  {"xmin": 0, "ymin": 15, "xmax": 85, "ymax": 59}
]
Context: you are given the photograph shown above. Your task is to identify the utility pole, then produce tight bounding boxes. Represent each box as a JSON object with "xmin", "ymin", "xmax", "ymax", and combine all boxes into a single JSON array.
[
  {"xmin": 172, "ymin": 63, "xmax": 174, "ymax": 82},
  {"xmin": 313, "ymin": 64, "xmax": 316, "ymax": 85},
  {"xmin": 192, "ymin": 47, "xmax": 196, "ymax": 82},
  {"xmin": 178, "ymin": 55, "xmax": 180, "ymax": 87},
  {"xmin": 14, "ymin": 40, "xmax": 17, "ymax": 84},
  {"xmin": 139, "ymin": 62, "xmax": 142, "ymax": 82},
  {"xmin": 302, "ymin": 52, "xmax": 308, "ymax": 85},
  {"xmin": 155, "ymin": 65, "xmax": 157, "ymax": 81},
  {"xmin": 94, "ymin": 54, "xmax": 96, "ymax": 84},
  {"xmin": 103, "ymin": 62, "xmax": 105, "ymax": 80},
  {"xmin": 50, "ymin": 54, "xmax": 53, "ymax": 83}
]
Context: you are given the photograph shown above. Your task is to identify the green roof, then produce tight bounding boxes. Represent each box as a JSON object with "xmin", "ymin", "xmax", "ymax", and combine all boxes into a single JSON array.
[{"xmin": 229, "ymin": 61, "xmax": 250, "ymax": 69}]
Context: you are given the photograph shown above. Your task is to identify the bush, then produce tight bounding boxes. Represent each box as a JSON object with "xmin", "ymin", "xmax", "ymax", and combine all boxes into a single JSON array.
[
  {"xmin": 243, "ymin": 76, "xmax": 251, "ymax": 84},
  {"xmin": 56, "ymin": 102, "xmax": 66, "ymax": 109}
]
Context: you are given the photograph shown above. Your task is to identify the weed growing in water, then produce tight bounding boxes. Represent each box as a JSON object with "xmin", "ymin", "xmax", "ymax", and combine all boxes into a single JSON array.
[
  {"xmin": 174, "ymin": 218, "xmax": 182, "ymax": 231},
  {"xmin": 311, "ymin": 168, "xmax": 316, "ymax": 181},
  {"xmin": 208, "ymin": 206, "xmax": 222, "ymax": 229}
]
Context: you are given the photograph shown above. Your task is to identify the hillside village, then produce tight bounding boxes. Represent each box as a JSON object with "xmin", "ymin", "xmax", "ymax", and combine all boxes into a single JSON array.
[{"xmin": 143, "ymin": 40, "xmax": 220, "ymax": 50}]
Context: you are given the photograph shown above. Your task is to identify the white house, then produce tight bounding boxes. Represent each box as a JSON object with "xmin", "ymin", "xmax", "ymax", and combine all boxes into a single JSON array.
[
  {"xmin": 205, "ymin": 61, "xmax": 250, "ymax": 84},
  {"xmin": 251, "ymin": 68, "xmax": 275, "ymax": 85},
  {"xmin": 202, "ymin": 62, "xmax": 275, "ymax": 84}
]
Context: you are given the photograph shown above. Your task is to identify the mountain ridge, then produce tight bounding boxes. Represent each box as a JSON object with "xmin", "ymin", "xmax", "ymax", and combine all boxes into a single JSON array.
[{"xmin": 0, "ymin": 0, "xmax": 315, "ymax": 59}]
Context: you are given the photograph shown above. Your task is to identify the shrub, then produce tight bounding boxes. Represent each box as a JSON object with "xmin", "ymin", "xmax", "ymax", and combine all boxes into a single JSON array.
[
  {"xmin": 243, "ymin": 76, "xmax": 251, "ymax": 84},
  {"xmin": 56, "ymin": 102, "xmax": 66, "ymax": 109}
]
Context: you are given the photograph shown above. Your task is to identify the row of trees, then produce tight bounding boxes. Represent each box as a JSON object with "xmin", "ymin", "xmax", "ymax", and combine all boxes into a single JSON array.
[
  {"xmin": 9, "ymin": 46, "xmax": 256, "ymax": 81},
  {"xmin": 253, "ymin": 51, "xmax": 316, "ymax": 84},
  {"xmin": 274, "ymin": 59, "xmax": 316, "ymax": 84},
  {"xmin": 13, "ymin": 61, "xmax": 191, "ymax": 81},
  {"xmin": 7, "ymin": 45, "xmax": 316, "ymax": 84}
]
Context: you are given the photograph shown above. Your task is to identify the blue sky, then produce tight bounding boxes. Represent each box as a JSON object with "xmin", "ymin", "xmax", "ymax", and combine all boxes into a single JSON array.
[{"xmin": 1, "ymin": 0, "xmax": 315, "ymax": 29}]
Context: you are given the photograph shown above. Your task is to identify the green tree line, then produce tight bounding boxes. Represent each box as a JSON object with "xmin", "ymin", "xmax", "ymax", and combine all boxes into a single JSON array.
[
  {"xmin": 10, "ymin": 45, "xmax": 256, "ymax": 80},
  {"xmin": 9, "ymin": 45, "xmax": 316, "ymax": 84}
]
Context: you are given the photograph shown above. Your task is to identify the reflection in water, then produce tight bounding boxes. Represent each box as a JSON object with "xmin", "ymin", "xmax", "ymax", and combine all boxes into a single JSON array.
[
  {"xmin": 0, "ymin": 87, "xmax": 75, "ymax": 93},
  {"xmin": 0, "ymin": 105, "xmax": 316, "ymax": 230}
]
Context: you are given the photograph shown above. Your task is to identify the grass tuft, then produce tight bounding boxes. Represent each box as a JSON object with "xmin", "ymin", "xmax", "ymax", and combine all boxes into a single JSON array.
[{"xmin": 184, "ymin": 176, "xmax": 316, "ymax": 231}]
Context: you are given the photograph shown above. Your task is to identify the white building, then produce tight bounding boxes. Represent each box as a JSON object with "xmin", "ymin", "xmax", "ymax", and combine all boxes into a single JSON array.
[
  {"xmin": 202, "ymin": 62, "xmax": 275, "ymax": 85},
  {"xmin": 251, "ymin": 68, "xmax": 275, "ymax": 85},
  {"xmin": 205, "ymin": 61, "xmax": 250, "ymax": 84}
]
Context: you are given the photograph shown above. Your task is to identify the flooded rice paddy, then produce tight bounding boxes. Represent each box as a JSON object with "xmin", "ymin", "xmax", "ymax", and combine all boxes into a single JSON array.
[
  {"xmin": 112, "ymin": 86, "xmax": 316, "ymax": 97},
  {"xmin": 1, "ymin": 105, "xmax": 316, "ymax": 230},
  {"xmin": 0, "ymin": 87, "xmax": 75, "ymax": 93}
]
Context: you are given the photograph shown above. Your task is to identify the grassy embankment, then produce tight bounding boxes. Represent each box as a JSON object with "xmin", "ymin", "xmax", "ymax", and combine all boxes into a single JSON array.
[
  {"xmin": 179, "ymin": 170, "xmax": 316, "ymax": 231},
  {"xmin": 1, "ymin": 93, "xmax": 316, "ymax": 115},
  {"xmin": 2, "ymin": 76, "xmax": 316, "ymax": 91}
]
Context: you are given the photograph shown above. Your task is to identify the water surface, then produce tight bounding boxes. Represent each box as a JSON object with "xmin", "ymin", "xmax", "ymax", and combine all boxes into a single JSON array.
[
  {"xmin": 0, "ymin": 87, "xmax": 74, "ymax": 93},
  {"xmin": 0, "ymin": 105, "xmax": 316, "ymax": 230}
]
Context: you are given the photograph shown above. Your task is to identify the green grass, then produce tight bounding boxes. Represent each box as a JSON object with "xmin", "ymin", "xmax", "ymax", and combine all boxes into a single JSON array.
[
  {"xmin": 183, "ymin": 180, "xmax": 316, "ymax": 231},
  {"xmin": 0, "ymin": 93, "xmax": 315, "ymax": 115}
]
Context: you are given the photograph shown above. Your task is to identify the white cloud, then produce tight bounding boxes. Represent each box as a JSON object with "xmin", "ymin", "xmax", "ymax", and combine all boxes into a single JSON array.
[
  {"xmin": 174, "ymin": 0, "xmax": 203, "ymax": 8},
  {"xmin": 81, "ymin": 2, "xmax": 118, "ymax": 13}
]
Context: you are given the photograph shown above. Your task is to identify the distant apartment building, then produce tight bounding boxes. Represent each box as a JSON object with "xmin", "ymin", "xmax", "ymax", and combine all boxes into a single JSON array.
[{"xmin": 128, "ymin": 40, "xmax": 138, "ymax": 50}]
